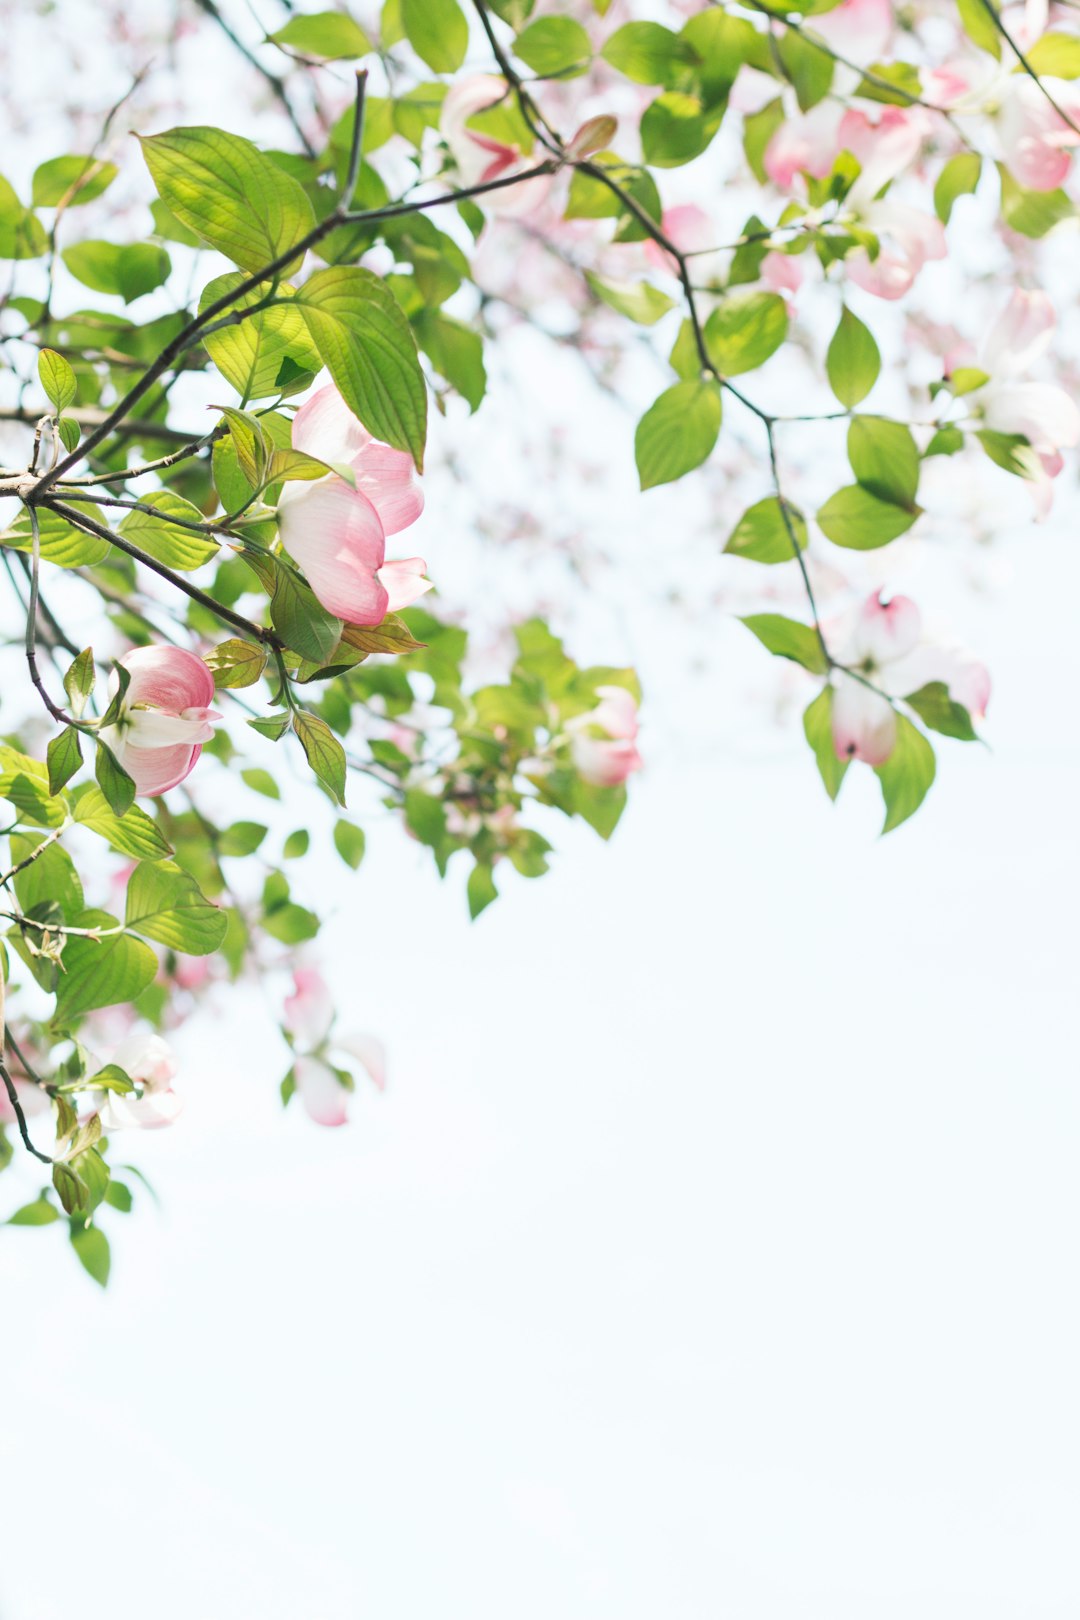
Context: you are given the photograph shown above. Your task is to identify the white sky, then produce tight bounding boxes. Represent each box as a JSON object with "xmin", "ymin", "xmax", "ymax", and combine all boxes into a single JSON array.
[{"xmin": 0, "ymin": 5, "xmax": 1078, "ymax": 1615}]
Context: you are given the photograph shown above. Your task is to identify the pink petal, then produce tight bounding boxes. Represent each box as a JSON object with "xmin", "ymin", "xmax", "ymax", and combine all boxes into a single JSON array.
[
  {"xmin": 590, "ymin": 685, "xmax": 639, "ymax": 741},
  {"xmin": 981, "ymin": 288, "xmax": 1056, "ymax": 377},
  {"xmin": 377, "ymin": 557, "xmax": 432, "ymax": 612},
  {"xmin": 120, "ymin": 644, "xmax": 215, "ymax": 714},
  {"xmin": 644, "ymin": 204, "xmax": 714, "ymax": 272},
  {"xmin": 292, "ymin": 383, "xmax": 372, "ymax": 466},
  {"xmin": 764, "ymin": 103, "xmax": 843, "ymax": 190},
  {"xmin": 277, "ymin": 478, "xmax": 388, "ymax": 624},
  {"xmin": 812, "ymin": 0, "xmax": 893, "ymax": 65},
  {"xmin": 831, "ymin": 675, "xmax": 897, "ymax": 766},
  {"xmin": 336, "ymin": 1033, "xmax": 387, "ymax": 1093},
  {"xmin": 351, "ymin": 441, "xmax": 424, "ymax": 536},
  {"xmin": 284, "ymin": 967, "xmax": 335, "ymax": 1048},
  {"xmin": 294, "ymin": 1056, "xmax": 348, "ymax": 1127},
  {"xmin": 853, "ymin": 593, "xmax": 922, "ymax": 666},
  {"xmin": 120, "ymin": 740, "xmax": 205, "ymax": 798},
  {"xmin": 570, "ymin": 734, "xmax": 642, "ymax": 787}
]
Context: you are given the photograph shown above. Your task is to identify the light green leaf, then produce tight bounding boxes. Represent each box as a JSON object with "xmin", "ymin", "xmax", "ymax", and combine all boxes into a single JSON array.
[
  {"xmin": 0, "ymin": 175, "xmax": 48, "ymax": 259},
  {"xmin": 467, "ymin": 862, "xmax": 498, "ymax": 919},
  {"xmin": 70, "ymin": 1224, "xmax": 111, "ymax": 1287},
  {"xmin": 118, "ymin": 492, "xmax": 220, "ymax": 571},
  {"xmin": 47, "ymin": 728, "xmax": 83, "ymax": 796},
  {"xmin": 72, "ymin": 787, "xmax": 173, "ymax": 862},
  {"xmin": 998, "ymin": 165, "xmax": 1073, "ymax": 237},
  {"xmin": 817, "ymin": 485, "xmax": 918, "ymax": 549},
  {"xmin": 847, "ymin": 416, "xmax": 920, "ymax": 508},
  {"xmin": 585, "ymin": 272, "xmax": 676, "ymax": 325},
  {"xmin": 205, "ymin": 638, "xmax": 268, "ymax": 690},
  {"xmin": 293, "ymin": 709, "xmax": 347, "ymax": 807},
  {"xmin": 0, "ymin": 744, "xmax": 67, "ymax": 827},
  {"xmin": 38, "ymin": 348, "xmax": 77, "ymax": 413},
  {"xmin": 934, "ymin": 151, "xmax": 981, "ymax": 222},
  {"xmin": 270, "ymin": 563, "xmax": 343, "ymax": 663},
  {"xmin": 803, "ymin": 686, "xmax": 848, "ymax": 801},
  {"xmin": 414, "ymin": 310, "xmax": 487, "ymax": 410},
  {"xmin": 61, "ymin": 241, "xmax": 171, "ymax": 303},
  {"xmin": 957, "ymin": 0, "xmax": 1000, "ymax": 56},
  {"xmin": 740, "ymin": 612, "xmax": 826, "ymax": 673},
  {"xmin": 125, "ymin": 860, "xmax": 228, "ymax": 954},
  {"xmin": 139, "ymin": 126, "xmax": 316, "ymax": 274},
  {"xmin": 725, "ymin": 495, "xmax": 808, "ymax": 564},
  {"xmin": 295, "ymin": 266, "xmax": 427, "ymax": 468},
  {"xmin": 53, "ymin": 908, "xmax": 158, "ymax": 1023},
  {"xmin": 1025, "ymin": 30, "xmax": 1080, "ymax": 76},
  {"xmin": 825, "ymin": 306, "xmax": 879, "ymax": 406},
  {"xmin": 8, "ymin": 1199, "xmax": 60, "ymax": 1226},
  {"xmin": 268, "ymin": 11, "xmax": 372, "ymax": 59},
  {"xmin": 333, "ymin": 820, "xmax": 366, "ymax": 869},
  {"xmin": 32, "ymin": 155, "xmax": 118, "ymax": 207},
  {"xmin": 514, "ymin": 15, "xmax": 592, "ymax": 75},
  {"xmin": 874, "ymin": 713, "xmax": 936, "ymax": 832},
  {"xmin": 241, "ymin": 767, "xmax": 280, "ymax": 799},
  {"xmin": 640, "ymin": 92, "xmax": 711, "ymax": 167},
  {"xmin": 199, "ymin": 273, "xmax": 321, "ymax": 402},
  {"xmin": 704, "ymin": 291, "xmax": 787, "ymax": 376},
  {"xmin": 0, "ymin": 506, "xmax": 109, "ymax": 569},
  {"xmin": 600, "ymin": 21, "xmax": 685, "ymax": 84},
  {"xmin": 903, "ymin": 681, "xmax": 978, "ymax": 741},
  {"xmin": 63, "ymin": 649, "xmax": 95, "ymax": 720},
  {"xmin": 95, "ymin": 742, "xmax": 136, "ymax": 818},
  {"xmin": 634, "ymin": 380, "xmax": 721, "ymax": 490},
  {"xmin": 401, "ymin": 0, "xmax": 467, "ymax": 71}
]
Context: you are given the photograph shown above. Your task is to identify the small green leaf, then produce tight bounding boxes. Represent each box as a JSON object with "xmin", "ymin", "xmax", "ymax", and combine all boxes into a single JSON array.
[
  {"xmin": 62, "ymin": 649, "xmax": 95, "ymax": 719},
  {"xmin": 270, "ymin": 563, "xmax": 343, "ymax": 664},
  {"xmin": 72, "ymin": 787, "xmax": 173, "ymax": 861},
  {"xmin": 585, "ymin": 272, "xmax": 676, "ymax": 325},
  {"xmin": 817, "ymin": 485, "xmax": 919, "ymax": 550},
  {"xmin": 998, "ymin": 164, "xmax": 1073, "ymax": 237},
  {"xmin": 217, "ymin": 820, "xmax": 269, "ymax": 856},
  {"xmin": 53, "ymin": 909, "xmax": 158, "ymax": 1023},
  {"xmin": 199, "ymin": 273, "xmax": 321, "ymax": 402},
  {"xmin": 704, "ymin": 291, "xmax": 787, "ymax": 376},
  {"xmin": 740, "ymin": 613, "xmax": 826, "ymax": 674},
  {"xmin": 401, "ymin": 0, "xmax": 467, "ymax": 71},
  {"xmin": 640, "ymin": 92, "xmax": 711, "ymax": 168},
  {"xmin": 61, "ymin": 241, "xmax": 171, "ymax": 303},
  {"xmin": 293, "ymin": 710, "xmax": 347, "ymax": 807},
  {"xmin": 8, "ymin": 1198, "xmax": 60, "ymax": 1227},
  {"xmin": 957, "ymin": 0, "xmax": 1000, "ymax": 56},
  {"xmin": 268, "ymin": 11, "xmax": 372, "ymax": 59},
  {"xmin": 934, "ymin": 151, "xmax": 981, "ymax": 223},
  {"xmin": 874, "ymin": 713, "xmax": 936, "ymax": 832},
  {"xmin": 601, "ymin": 21, "xmax": 686, "ymax": 84},
  {"xmin": 514, "ymin": 15, "xmax": 591, "ymax": 75},
  {"xmin": 38, "ymin": 348, "xmax": 77, "ymax": 413},
  {"xmin": 125, "ymin": 860, "xmax": 228, "ymax": 954},
  {"xmin": 283, "ymin": 828, "xmax": 310, "ymax": 859},
  {"xmin": 803, "ymin": 686, "xmax": 848, "ymax": 801},
  {"xmin": 467, "ymin": 862, "xmax": 498, "ymax": 919},
  {"xmin": 825, "ymin": 306, "xmax": 880, "ymax": 407},
  {"xmin": 903, "ymin": 681, "xmax": 978, "ymax": 741},
  {"xmin": 47, "ymin": 727, "xmax": 83, "ymax": 796},
  {"xmin": 241, "ymin": 767, "xmax": 280, "ymax": 799},
  {"xmin": 634, "ymin": 380, "xmax": 721, "ymax": 489},
  {"xmin": 725, "ymin": 495, "xmax": 808, "ymax": 565},
  {"xmin": 32, "ymin": 155, "xmax": 118, "ymax": 207},
  {"xmin": 70, "ymin": 1224, "xmax": 111, "ymax": 1287},
  {"xmin": 95, "ymin": 742, "xmax": 136, "ymax": 818},
  {"xmin": 847, "ymin": 417, "xmax": 920, "ymax": 508},
  {"xmin": 333, "ymin": 820, "xmax": 366, "ymax": 869},
  {"xmin": 1025, "ymin": 30, "xmax": 1080, "ymax": 76},
  {"xmin": 247, "ymin": 711, "xmax": 293, "ymax": 741},
  {"xmin": 118, "ymin": 492, "xmax": 220, "ymax": 571}
]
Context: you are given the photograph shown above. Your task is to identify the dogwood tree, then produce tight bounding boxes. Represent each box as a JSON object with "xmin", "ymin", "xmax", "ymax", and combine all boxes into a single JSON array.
[{"xmin": 0, "ymin": 0, "xmax": 1075, "ymax": 1279}]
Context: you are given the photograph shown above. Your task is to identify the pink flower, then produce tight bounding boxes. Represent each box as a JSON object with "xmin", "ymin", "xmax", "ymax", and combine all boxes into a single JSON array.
[
  {"xmin": 840, "ymin": 107, "xmax": 929, "ymax": 207},
  {"xmin": 830, "ymin": 593, "xmax": 990, "ymax": 765},
  {"xmin": 973, "ymin": 289, "xmax": 1080, "ymax": 517},
  {"xmin": 100, "ymin": 1033, "xmax": 182, "ymax": 1130},
  {"xmin": 765, "ymin": 102, "xmax": 844, "ymax": 190},
  {"xmin": 277, "ymin": 384, "xmax": 430, "ymax": 625},
  {"xmin": 568, "ymin": 685, "xmax": 642, "ymax": 787},
  {"xmin": 998, "ymin": 74, "xmax": 1080, "ymax": 191},
  {"xmin": 644, "ymin": 204, "xmax": 717, "ymax": 274},
  {"xmin": 844, "ymin": 200, "xmax": 946, "ymax": 300},
  {"xmin": 761, "ymin": 249, "xmax": 804, "ymax": 305},
  {"xmin": 283, "ymin": 965, "xmax": 386, "ymax": 1127},
  {"xmin": 439, "ymin": 75, "xmax": 551, "ymax": 218},
  {"xmin": 100, "ymin": 646, "xmax": 220, "ymax": 797},
  {"xmin": 284, "ymin": 965, "xmax": 334, "ymax": 1048},
  {"xmin": 810, "ymin": 0, "xmax": 893, "ymax": 66}
]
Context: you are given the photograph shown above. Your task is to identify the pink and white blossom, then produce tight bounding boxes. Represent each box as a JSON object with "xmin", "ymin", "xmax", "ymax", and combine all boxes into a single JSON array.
[
  {"xmin": 283, "ymin": 965, "xmax": 387, "ymax": 1127},
  {"xmin": 277, "ymin": 383, "xmax": 430, "ymax": 625},
  {"xmin": 99, "ymin": 646, "xmax": 220, "ymax": 797},
  {"xmin": 810, "ymin": 0, "xmax": 893, "ymax": 66},
  {"xmin": 568, "ymin": 685, "xmax": 642, "ymax": 787},
  {"xmin": 830, "ymin": 593, "xmax": 990, "ymax": 765},
  {"xmin": 765, "ymin": 102, "xmax": 844, "ymax": 191},
  {"xmin": 998, "ymin": 73, "xmax": 1080, "ymax": 191},
  {"xmin": 439, "ymin": 75, "xmax": 551, "ymax": 217},
  {"xmin": 100, "ymin": 1033, "xmax": 182, "ymax": 1130}
]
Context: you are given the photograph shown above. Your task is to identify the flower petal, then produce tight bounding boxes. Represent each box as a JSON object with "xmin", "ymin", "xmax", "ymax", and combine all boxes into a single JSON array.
[
  {"xmin": 294, "ymin": 1055, "xmax": 349, "ymax": 1127},
  {"xmin": 120, "ymin": 644, "xmax": 215, "ymax": 714},
  {"xmin": 831, "ymin": 674, "xmax": 897, "ymax": 765},
  {"xmin": 852, "ymin": 592, "xmax": 922, "ymax": 666},
  {"xmin": 336, "ymin": 1032, "xmax": 387, "ymax": 1093},
  {"xmin": 277, "ymin": 478, "xmax": 389, "ymax": 624},
  {"xmin": 377, "ymin": 557, "xmax": 432, "ymax": 613}
]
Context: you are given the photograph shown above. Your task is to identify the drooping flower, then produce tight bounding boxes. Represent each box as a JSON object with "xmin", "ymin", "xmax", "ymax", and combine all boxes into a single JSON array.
[
  {"xmin": 99, "ymin": 646, "xmax": 220, "ymax": 797},
  {"xmin": 998, "ymin": 73, "xmax": 1080, "ymax": 192},
  {"xmin": 568, "ymin": 686, "xmax": 642, "ymax": 788},
  {"xmin": 282, "ymin": 965, "xmax": 386, "ymax": 1127},
  {"xmin": 971, "ymin": 288, "xmax": 1080, "ymax": 518},
  {"xmin": 277, "ymin": 383, "xmax": 430, "ymax": 625},
  {"xmin": 439, "ymin": 75, "xmax": 551, "ymax": 218},
  {"xmin": 830, "ymin": 593, "xmax": 990, "ymax": 765},
  {"xmin": 100, "ymin": 1033, "xmax": 182, "ymax": 1130},
  {"xmin": 833, "ymin": 108, "xmax": 945, "ymax": 300}
]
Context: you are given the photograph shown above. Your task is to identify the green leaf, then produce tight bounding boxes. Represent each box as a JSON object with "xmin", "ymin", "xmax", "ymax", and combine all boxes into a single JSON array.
[
  {"xmin": 825, "ymin": 306, "xmax": 879, "ymax": 406},
  {"xmin": 70, "ymin": 1224, "xmax": 111, "ymax": 1288},
  {"xmin": 0, "ymin": 744, "xmax": 66, "ymax": 828},
  {"xmin": 217, "ymin": 820, "xmax": 268, "ymax": 856},
  {"xmin": 268, "ymin": 11, "xmax": 372, "ymax": 58},
  {"xmin": 295, "ymin": 267, "xmax": 427, "ymax": 468},
  {"xmin": 118, "ymin": 492, "xmax": 220, "ymax": 571},
  {"xmin": 634, "ymin": 380, "xmax": 722, "ymax": 489},
  {"xmin": 957, "ymin": 0, "xmax": 1000, "ymax": 56},
  {"xmin": 11, "ymin": 832, "xmax": 83, "ymax": 919},
  {"xmin": 601, "ymin": 21, "xmax": 685, "ymax": 84},
  {"xmin": 847, "ymin": 416, "xmax": 920, "ymax": 508},
  {"xmin": 0, "ymin": 174, "xmax": 47, "ymax": 260},
  {"xmin": 95, "ymin": 743, "xmax": 136, "ymax": 818},
  {"xmin": 998, "ymin": 165, "xmax": 1074, "ymax": 237},
  {"xmin": 38, "ymin": 348, "xmax": 77, "ymax": 413},
  {"xmin": 199, "ymin": 273, "xmax": 321, "ymax": 402},
  {"xmin": 925, "ymin": 425, "xmax": 965, "ymax": 458},
  {"xmin": 976, "ymin": 428, "xmax": 1032, "ymax": 476},
  {"xmin": 816, "ymin": 485, "xmax": 918, "ymax": 549},
  {"xmin": 640, "ymin": 92, "xmax": 711, "ymax": 168},
  {"xmin": 283, "ymin": 829, "xmax": 310, "ymax": 858},
  {"xmin": 32, "ymin": 155, "xmax": 118, "ymax": 207},
  {"xmin": 270, "ymin": 563, "xmax": 343, "ymax": 663},
  {"xmin": 874, "ymin": 713, "xmax": 936, "ymax": 832},
  {"xmin": 934, "ymin": 151, "xmax": 981, "ymax": 223},
  {"xmin": 776, "ymin": 27, "xmax": 834, "ymax": 110},
  {"xmin": 703, "ymin": 290, "xmax": 787, "ymax": 376},
  {"xmin": 47, "ymin": 728, "xmax": 83, "ymax": 796},
  {"xmin": 61, "ymin": 241, "xmax": 171, "ymax": 303},
  {"xmin": 149, "ymin": 198, "xmax": 202, "ymax": 246},
  {"xmin": 414, "ymin": 310, "xmax": 486, "ymax": 411},
  {"xmin": 63, "ymin": 648, "xmax": 95, "ymax": 718},
  {"xmin": 401, "ymin": 0, "xmax": 467, "ymax": 71},
  {"xmin": 333, "ymin": 820, "xmax": 366, "ymax": 869},
  {"xmin": 293, "ymin": 710, "xmax": 347, "ymax": 807},
  {"xmin": 72, "ymin": 787, "xmax": 173, "ymax": 861},
  {"xmin": 247, "ymin": 711, "xmax": 293, "ymax": 741},
  {"xmin": 220, "ymin": 406, "xmax": 269, "ymax": 486},
  {"xmin": 803, "ymin": 686, "xmax": 848, "ymax": 801},
  {"xmin": 1025, "ymin": 30, "xmax": 1080, "ymax": 76},
  {"xmin": 0, "ymin": 506, "xmax": 108, "ymax": 569},
  {"xmin": 741, "ymin": 612, "xmax": 826, "ymax": 673},
  {"xmin": 8, "ymin": 1199, "xmax": 60, "ymax": 1226},
  {"xmin": 585, "ymin": 272, "xmax": 676, "ymax": 325},
  {"xmin": 241, "ymin": 767, "xmax": 280, "ymax": 799},
  {"xmin": 467, "ymin": 862, "xmax": 498, "ymax": 919},
  {"xmin": 514, "ymin": 15, "xmax": 591, "ymax": 75},
  {"xmin": 138, "ymin": 126, "xmax": 316, "ymax": 274},
  {"xmin": 903, "ymin": 681, "xmax": 977, "ymax": 741},
  {"xmin": 125, "ymin": 860, "xmax": 228, "ymax": 954},
  {"xmin": 725, "ymin": 495, "xmax": 808, "ymax": 564},
  {"xmin": 53, "ymin": 909, "xmax": 157, "ymax": 1023},
  {"xmin": 205, "ymin": 638, "xmax": 268, "ymax": 689}
]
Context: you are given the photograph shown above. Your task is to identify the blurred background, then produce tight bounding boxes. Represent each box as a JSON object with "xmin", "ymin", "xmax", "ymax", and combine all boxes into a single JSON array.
[{"xmin": 0, "ymin": 3, "xmax": 1078, "ymax": 1616}]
